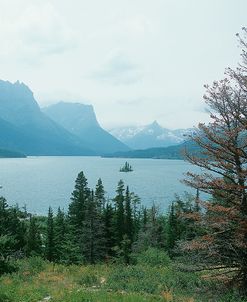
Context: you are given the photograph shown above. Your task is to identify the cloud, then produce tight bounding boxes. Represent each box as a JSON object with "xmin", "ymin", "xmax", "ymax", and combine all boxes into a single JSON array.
[
  {"xmin": 91, "ymin": 51, "xmax": 142, "ymax": 85},
  {"xmin": 0, "ymin": 1, "xmax": 76, "ymax": 63}
]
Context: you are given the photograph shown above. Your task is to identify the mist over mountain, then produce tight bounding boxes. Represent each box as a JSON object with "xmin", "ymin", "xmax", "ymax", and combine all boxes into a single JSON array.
[
  {"xmin": 43, "ymin": 102, "xmax": 130, "ymax": 154},
  {"xmin": 109, "ymin": 121, "xmax": 192, "ymax": 150},
  {"xmin": 0, "ymin": 80, "xmax": 93, "ymax": 155}
]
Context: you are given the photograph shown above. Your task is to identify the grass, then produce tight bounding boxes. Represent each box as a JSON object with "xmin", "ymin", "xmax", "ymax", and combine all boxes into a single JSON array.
[{"xmin": 0, "ymin": 257, "xmax": 246, "ymax": 302}]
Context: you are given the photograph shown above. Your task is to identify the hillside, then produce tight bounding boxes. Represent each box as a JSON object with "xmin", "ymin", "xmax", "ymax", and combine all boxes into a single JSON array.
[
  {"xmin": 104, "ymin": 140, "xmax": 200, "ymax": 159},
  {"xmin": 0, "ymin": 258, "xmax": 241, "ymax": 302},
  {"xmin": 0, "ymin": 148, "xmax": 26, "ymax": 158}
]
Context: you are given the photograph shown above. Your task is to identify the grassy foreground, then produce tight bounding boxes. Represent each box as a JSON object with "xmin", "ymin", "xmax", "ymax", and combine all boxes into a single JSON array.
[{"xmin": 0, "ymin": 257, "xmax": 246, "ymax": 302}]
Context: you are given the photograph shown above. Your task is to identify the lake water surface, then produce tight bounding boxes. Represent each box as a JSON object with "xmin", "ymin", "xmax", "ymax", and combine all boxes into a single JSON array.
[{"xmin": 0, "ymin": 156, "xmax": 203, "ymax": 214}]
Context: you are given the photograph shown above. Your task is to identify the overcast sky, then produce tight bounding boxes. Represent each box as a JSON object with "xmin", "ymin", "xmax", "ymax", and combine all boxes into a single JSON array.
[{"xmin": 0, "ymin": 0, "xmax": 246, "ymax": 129}]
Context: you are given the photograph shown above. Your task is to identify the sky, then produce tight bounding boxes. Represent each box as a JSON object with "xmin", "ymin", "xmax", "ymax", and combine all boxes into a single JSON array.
[{"xmin": 0, "ymin": 0, "xmax": 246, "ymax": 129}]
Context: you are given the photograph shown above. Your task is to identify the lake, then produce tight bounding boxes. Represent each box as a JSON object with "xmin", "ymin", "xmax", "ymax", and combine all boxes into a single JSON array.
[{"xmin": 0, "ymin": 156, "xmax": 203, "ymax": 215}]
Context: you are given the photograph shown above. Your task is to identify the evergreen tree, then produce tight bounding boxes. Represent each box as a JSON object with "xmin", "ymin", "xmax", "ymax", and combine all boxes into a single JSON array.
[
  {"xmin": 0, "ymin": 198, "xmax": 21, "ymax": 274},
  {"xmin": 103, "ymin": 202, "xmax": 115, "ymax": 259},
  {"xmin": 114, "ymin": 180, "xmax": 125, "ymax": 248},
  {"xmin": 68, "ymin": 171, "xmax": 91, "ymax": 256},
  {"xmin": 121, "ymin": 234, "xmax": 132, "ymax": 264},
  {"xmin": 124, "ymin": 186, "xmax": 134, "ymax": 243},
  {"xmin": 0, "ymin": 197, "xmax": 9, "ymax": 235},
  {"xmin": 25, "ymin": 216, "xmax": 42, "ymax": 256},
  {"xmin": 95, "ymin": 178, "xmax": 106, "ymax": 211},
  {"xmin": 45, "ymin": 207, "xmax": 55, "ymax": 261},
  {"xmin": 166, "ymin": 202, "xmax": 178, "ymax": 252},
  {"xmin": 0, "ymin": 198, "xmax": 26, "ymax": 254},
  {"xmin": 81, "ymin": 191, "xmax": 105, "ymax": 264},
  {"xmin": 68, "ymin": 171, "xmax": 90, "ymax": 229},
  {"xmin": 133, "ymin": 205, "xmax": 165, "ymax": 253},
  {"xmin": 130, "ymin": 193, "xmax": 141, "ymax": 240},
  {"xmin": 54, "ymin": 207, "xmax": 66, "ymax": 262}
]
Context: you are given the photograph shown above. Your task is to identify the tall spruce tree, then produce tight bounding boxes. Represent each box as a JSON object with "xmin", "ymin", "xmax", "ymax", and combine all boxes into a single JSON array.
[
  {"xmin": 95, "ymin": 178, "xmax": 106, "ymax": 211},
  {"xmin": 68, "ymin": 171, "xmax": 91, "ymax": 257},
  {"xmin": 54, "ymin": 207, "xmax": 66, "ymax": 262},
  {"xmin": 45, "ymin": 207, "xmax": 55, "ymax": 261},
  {"xmin": 114, "ymin": 180, "xmax": 125, "ymax": 248},
  {"xmin": 69, "ymin": 171, "xmax": 90, "ymax": 229},
  {"xmin": 0, "ymin": 198, "xmax": 26, "ymax": 274},
  {"xmin": 124, "ymin": 186, "xmax": 134, "ymax": 243},
  {"xmin": 25, "ymin": 216, "xmax": 42, "ymax": 257},
  {"xmin": 103, "ymin": 202, "xmax": 115, "ymax": 258},
  {"xmin": 81, "ymin": 191, "xmax": 105, "ymax": 264}
]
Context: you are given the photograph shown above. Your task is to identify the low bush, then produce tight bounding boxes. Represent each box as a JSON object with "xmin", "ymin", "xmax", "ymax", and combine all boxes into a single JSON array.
[{"xmin": 135, "ymin": 247, "xmax": 171, "ymax": 267}]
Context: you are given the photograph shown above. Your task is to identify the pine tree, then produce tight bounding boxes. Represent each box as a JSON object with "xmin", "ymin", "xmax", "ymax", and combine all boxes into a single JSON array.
[
  {"xmin": 103, "ymin": 202, "xmax": 115, "ymax": 258},
  {"xmin": 130, "ymin": 193, "xmax": 141, "ymax": 239},
  {"xmin": 69, "ymin": 171, "xmax": 90, "ymax": 229},
  {"xmin": 95, "ymin": 178, "xmax": 106, "ymax": 211},
  {"xmin": 133, "ymin": 205, "xmax": 165, "ymax": 253},
  {"xmin": 166, "ymin": 202, "xmax": 179, "ymax": 253},
  {"xmin": 25, "ymin": 216, "xmax": 42, "ymax": 257},
  {"xmin": 124, "ymin": 186, "xmax": 133, "ymax": 243},
  {"xmin": 0, "ymin": 197, "xmax": 9, "ymax": 235},
  {"xmin": 68, "ymin": 171, "xmax": 91, "ymax": 257},
  {"xmin": 81, "ymin": 191, "xmax": 105, "ymax": 264},
  {"xmin": 114, "ymin": 180, "xmax": 125, "ymax": 248},
  {"xmin": 54, "ymin": 207, "xmax": 66, "ymax": 262},
  {"xmin": 45, "ymin": 207, "xmax": 55, "ymax": 261}
]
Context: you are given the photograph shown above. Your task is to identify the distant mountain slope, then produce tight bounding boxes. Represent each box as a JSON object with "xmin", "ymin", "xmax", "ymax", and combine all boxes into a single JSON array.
[
  {"xmin": 0, "ymin": 148, "xmax": 26, "ymax": 158},
  {"xmin": 0, "ymin": 80, "xmax": 93, "ymax": 155},
  {"xmin": 43, "ymin": 102, "xmax": 130, "ymax": 154},
  {"xmin": 109, "ymin": 121, "xmax": 192, "ymax": 150},
  {"xmin": 104, "ymin": 140, "xmax": 201, "ymax": 160}
]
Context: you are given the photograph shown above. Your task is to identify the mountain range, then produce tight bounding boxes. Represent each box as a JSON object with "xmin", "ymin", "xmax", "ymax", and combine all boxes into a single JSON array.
[
  {"xmin": 109, "ymin": 121, "xmax": 193, "ymax": 150},
  {"xmin": 0, "ymin": 80, "xmax": 128, "ymax": 156},
  {"xmin": 0, "ymin": 79, "xmax": 197, "ymax": 158}
]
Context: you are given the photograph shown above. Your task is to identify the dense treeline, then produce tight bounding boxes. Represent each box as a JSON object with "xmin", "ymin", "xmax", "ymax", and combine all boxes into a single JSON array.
[{"xmin": 0, "ymin": 174, "xmax": 201, "ymax": 270}]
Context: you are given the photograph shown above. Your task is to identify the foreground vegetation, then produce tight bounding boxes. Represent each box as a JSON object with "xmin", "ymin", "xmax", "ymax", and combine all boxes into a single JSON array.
[{"xmin": 1, "ymin": 256, "xmax": 246, "ymax": 302}]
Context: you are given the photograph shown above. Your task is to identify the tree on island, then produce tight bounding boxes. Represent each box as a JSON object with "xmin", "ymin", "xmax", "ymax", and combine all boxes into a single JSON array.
[{"xmin": 119, "ymin": 162, "xmax": 133, "ymax": 172}]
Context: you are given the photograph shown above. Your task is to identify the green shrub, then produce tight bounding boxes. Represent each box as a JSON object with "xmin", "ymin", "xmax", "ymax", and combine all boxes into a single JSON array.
[
  {"xmin": 0, "ymin": 292, "xmax": 13, "ymax": 302},
  {"xmin": 18, "ymin": 256, "xmax": 46, "ymax": 275},
  {"xmin": 135, "ymin": 248, "xmax": 171, "ymax": 267},
  {"xmin": 0, "ymin": 259, "xmax": 17, "ymax": 275},
  {"xmin": 77, "ymin": 273, "xmax": 99, "ymax": 287}
]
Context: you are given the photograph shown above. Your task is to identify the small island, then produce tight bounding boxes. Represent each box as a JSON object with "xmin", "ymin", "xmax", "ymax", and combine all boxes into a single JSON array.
[{"xmin": 119, "ymin": 161, "xmax": 133, "ymax": 172}]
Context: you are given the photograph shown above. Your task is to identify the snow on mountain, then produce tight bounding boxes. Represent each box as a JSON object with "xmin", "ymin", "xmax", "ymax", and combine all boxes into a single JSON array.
[{"xmin": 109, "ymin": 121, "xmax": 193, "ymax": 150}]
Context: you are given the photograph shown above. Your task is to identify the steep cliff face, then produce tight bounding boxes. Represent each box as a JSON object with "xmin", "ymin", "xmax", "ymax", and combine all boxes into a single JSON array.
[
  {"xmin": 0, "ymin": 80, "xmax": 93, "ymax": 155},
  {"xmin": 43, "ymin": 102, "xmax": 130, "ymax": 154}
]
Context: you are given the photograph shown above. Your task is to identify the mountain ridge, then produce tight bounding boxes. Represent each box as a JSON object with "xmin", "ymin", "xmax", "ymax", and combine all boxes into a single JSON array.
[
  {"xmin": 0, "ymin": 80, "xmax": 93, "ymax": 155},
  {"xmin": 0, "ymin": 80, "xmax": 130, "ymax": 156},
  {"xmin": 109, "ymin": 121, "xmax": 193, "ymax": 150}
]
